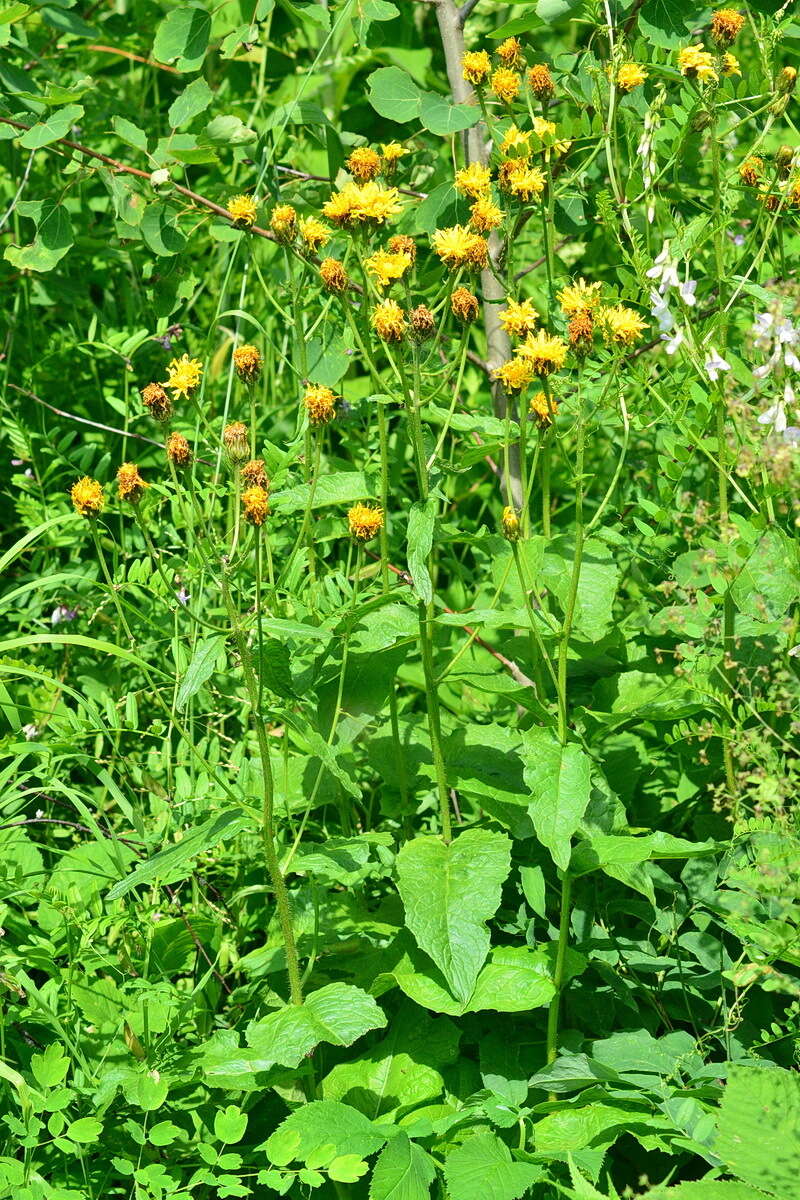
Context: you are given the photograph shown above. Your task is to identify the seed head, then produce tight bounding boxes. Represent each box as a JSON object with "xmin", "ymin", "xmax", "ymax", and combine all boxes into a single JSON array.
[
  {"xmin": 409, "ymin": 305, "xmax": 436, "ymax": 342},
  {"xmin": 739, "ymin": 156, "xmax": 763, "ymax": 187},
  {"xmin": 348, "ymin": 503, "xmax": 383, "ymax": 542},
  {"xmin": 223, "ymin": 421, "xmax": 250, "ymax": 466},
  {"xmin": 242, "ymin": 458, "xmax": 268, "ymax": 489},
  {"xmin": 166, "ymin": 431, "xmax": 192, "ymax": 468},
  {"xmin": 528, "ymin": 64, "xmax": 554, "ymax": 99},
  {"xmin": 141, "ymin": 381, "xmax": 172, "ymax": 422},
  {"xmin": 117, "ymin": 462, "xmax": 148, "ymax": 504},
  {"xmin": 568, "ymin": 311, "xmax": 594, "ymax": 353},
  {"xmin": 451, "ymin": 287, "xmax": 479, "ymax": 323},
  {"xmin": 233, "ymin": 344, "xmax": 262, "ymax": 383},
  {"xmin": 387, "ymin": 234, "xmax": 416, "ymax": 263},
  {"xmin": 71, "ymin": 476, "xmax": 104, "ymax": 518}
]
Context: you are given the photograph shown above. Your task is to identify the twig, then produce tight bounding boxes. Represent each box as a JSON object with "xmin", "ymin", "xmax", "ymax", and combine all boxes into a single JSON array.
[
  {"xmin": 458, "ymin": 0, "xmax": 482, "ymax": 24},
  {"xmin": 9, "ymin": 382, "xmax": 167, "ymax": 451},
  {"xmin": 87, "ymin": 44, "xmax": 181, "ymax": 74}
]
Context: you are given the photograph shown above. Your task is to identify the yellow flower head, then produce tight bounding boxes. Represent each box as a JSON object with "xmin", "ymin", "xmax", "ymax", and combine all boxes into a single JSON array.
[
  {"xmin": 242, "ymin": 485, "xmax": 269, "ymax": 526},
  {"xmin": 600, "ymin": 304, "xmax": 647, "ymax": 346},
  {"xmin": 499, "ymin": 298, "xmax": 538, "ymax": 338},
  {"xmin": 164, "ymin": 354, "xmax": 202, "ymax": 400},
  {"xmin": 451, "ymin": 286, "xmax": 479, "ymax": 322},
  {"xmin": 166, "ymin": 431, "xmax": 192, "ymax": 468},
  {"xmin": 319, "ymin": 257, "xmax": 349, "ymax": 293},
  {"xmin": 491, "ymin": 68, "xmax": 521, "ymax": 105},
  {"xmin": 529, "ymin": 389, "xmax": 558, "ymax": 425},
  {"xmin": 348, "ymin": 502, "xmax": 384, "ymax": 542},
  {"xmin": 431, "ymin": 225, "xmax": 488, "ymax": 270},
  {"xmin": 228, "ymin": 194, "xmax": 257, "ymax": 227},
  {"xmin": 233, "ymin": 344, "xmax": 262, "ymax": 383},
  {"xmin": 141, "ymin": 381, "xmax": 171, "ymax": 422},
  {"xmin": 789, "ymin": 177, "xmax": 800, "ymax": 208},
  {"xmin": 739, "ymin": 156, "xmax": 763, "ymax": 186},
  {"xmin": 462, "ymin": 50, "xmax": 491, "ymax": 86},
  {"xmin": 409, "ymin": 305, "xmax": 436, "ymax": 342},
  {"xmin": 496, "ymin": 36, "xmax": 524, "ymax": 69},
  {"xmin": 347, "ymin": 146, "xmax": 382, "ymax": 182},
  {"xmin": 365, "ymin": 249, "xmax": 413, "ymax": 289},
  {"xmin": 501, "ymin": 505, "xmax": 521, "ymax": 541},
  {"xmin": 387, "ymin": 234, "xmax": 417, "ymax": 263},
  {"xmin": 528, "ymin": 64, "xmax": 554, "ymax": 99},
  {"xmin": 242, "ymin": 458, "xmax": 268, "ymax": 489},
  {"xmin": 270, "ymin": 204, "xmax": 297, "ymax": 241},
  {"xmin": 678, "ymin": 44, "xmax": 718, "ymax": 83},
  {"xmin": 778, "ymin": 66, "xmax": 797, "ymax": 96},
  {"xmin": 381, "ymin": 142, "xmax": 407, "ymax": 169},
  {"xmin": 710, "ymin": 8, "xmax": 745, "ymax": 47},
  {"xmin": 71, "ymin": 476, "xmax": 104, "ymax": 518},
  {"xmin": 493, "ymin": 357, "xmax": 534, "ymax": 392},
  {"xmin": 323, "ymin": 182, "xmax": 403, "ymax": 227},
  {"xmin": 617, "ymin": 62, "xmax": 647, "ymax": 92},
  {"xmin": 470, "ymin": 195, "xmax": 505, "ymax": 233},
  {"xmin": 500, "ymin": 124, "xmax": 532, "ymax": 156},
  {"xmin": 501, "ymin": 159, "xmax": 547, "ymax": 201},
  {"xmin": 455, "ymin": 162, "xmax": 492, "ymax": 199},
  {"xmin": 223, "ymin": 421, "xmax": 250, "ymax": 465},
  {"xmin": 298, "ymin": 216, "xmax": 330, "ymax": 252},
  {"xmin": 303, "ymin": 384, "xmax": 338, "ymax": 427},
  {"xmin": 557, "ymin": 277, "xmax": 602, "ymax": 317},
  {"xmin": 371, "ymin": 299, "xmax": 406, "ymax": 342},
  {"xmin": 516, "ymin": 329, "xmax": 568, "ymax": 376},
  {"xmin": 532, "ymin": 116, "xmax": 572, "ymax": 155},
  {"xmin": 723, "ymin": 52, "xmax": 740, "ymax": 77},
  {"xmin": 117, "ymin": 462, "xmax": 148, "ymax": 504}
]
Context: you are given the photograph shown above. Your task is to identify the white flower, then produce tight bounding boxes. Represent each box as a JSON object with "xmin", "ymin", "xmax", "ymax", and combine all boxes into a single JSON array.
[
  {"xmin": 678, "ymin": 279, "xmax": 697, "ymax": 306},
  {"xmin": 646, "ymin": 241, "xmax": 680, "ymax": 292},
  {"xmin": 704, "ymin": 349, "xmax": 731, "ymax": 382},
  {"xmin": 663, "ymin": 328, "xmax": 684, "ymax": 355},
  {"xmin": 757, "ymin": 381, "xmax": 794, "ymax": 434}
]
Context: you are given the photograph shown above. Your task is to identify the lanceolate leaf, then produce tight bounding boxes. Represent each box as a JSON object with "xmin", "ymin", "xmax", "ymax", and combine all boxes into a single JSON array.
[{"xmin": 522, "ymin": 728, "xmax": 592, "ymax": 870}]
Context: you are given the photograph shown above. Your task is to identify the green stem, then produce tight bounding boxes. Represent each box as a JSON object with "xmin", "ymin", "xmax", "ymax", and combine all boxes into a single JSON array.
[
  {"xmin": 556, "ymin": 396, "xmax": 585, "ymax": 744},
  {"xmin": 545, "ymin": 871, "xmax": 572, "ymax": 1066}
]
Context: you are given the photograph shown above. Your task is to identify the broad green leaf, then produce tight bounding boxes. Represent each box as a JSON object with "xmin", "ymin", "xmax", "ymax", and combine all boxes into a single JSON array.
[
  {"xmin": 5, "ymin": 200, "xmax": 72, "ymax": 272},
  {"xmin": 18, "ymin": 103, "xmax": 83, "ymax": 148},
  {"xmin": 396, "ymin": 830, "xmax": 512, "ymax": 1004},
  {"xmin": 204, "ymin": 113, "xmax": 258, "ymax": 145},
  {"xmin": 66, "ymin": 1117, "xmax": 103, "ymax": 1144},
  {"xmin": 153, "ymin": 4, "xmax": 211, "ymax": 71},
  {"xmin": 168, "ymin": 77, "xmax": 214, "ymax": 129},
  {"xmin": 329, "ymin": 1155, "xmax": 370, "ymax": 1183},
  {"xmin": 407, "ymin": 497, "xmax": 436, "ymax": 604},
  {"xmin": 31, "ymin": 1043, "xmax": 69, "ymax": 1089},
  {"xmin": 244, "ymin": 984, "xmax": 387, "ymax": 1071},
  {"xmin": 730, "ymin": 529, "xmax": 800, "ymax": 621},
  {"xmin": 638, "ymin": 0, "xmax": 707, "ymax": 48},
  {"xmin": 522, "ymin": 728, "xmax": 592, "ymax": 870},
  {"xmin": 266, "ymin": 1101, "xmax": 387, "ymax": 1167},
  {"xmin": 647, "ymin": 1185, "xmax": 772, "ymax": 1200},
  {"xmin": 444, "ymin": 1132, "xmax": 542, "ymax": 1200},
  {"xmin": 534, "ymin": 1102, "xmax": 648, "ymax": 1153},
  {"xmin": 141, "ymin": 201, "xmax": 186, "ymax": 257},
  {"xmin": 714, "ymin": 1066, "xmax": 800, "ymax": 1198},
  {"xmin": 367, "ymin": 67, "xmax": 422, "ymax": 124},
  {"xmin": 214, "ymin": 1105, "xmax": 248, "ymax": 1144},
  {"xmin": 370, "ymin": 1133, "xmax": 436, "ymax": 1200},
  {"xmin": 176, "ymin": 635, "xmax": 225, "ymax": 710},
  {"xmin": 272, "ymin": 472, "xmax": 376, "ymax": 515},
  {"xmin": 419, "ymin": 94, "xmax": 480, "ymax": 136},
  {"xmin": 542, "ymin": 536, "xmax": 619, "ymax": 642},
  {"xmin": 570, "ymin": 832, "xmax": 719, "ymax": 878}
]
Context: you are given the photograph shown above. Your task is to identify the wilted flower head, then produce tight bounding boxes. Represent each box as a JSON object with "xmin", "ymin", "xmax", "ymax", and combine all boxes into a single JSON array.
[
  {"xmin": 409, "ymin": 305, "xmax": 436, "ymax": 342},
  {"xmin": 117, "ymin": 462, "xmax": 148, "ymax": 504},
  {"xmin": 228, "ymin": 194, "xmax": 257, "ymax": 226},
  {"xmin": 387, "ymin": 234, "xmax": 416, "ymax": 263},
  {"xmin": 348, "ymin": 503, "xmax": 384, "ymax": 542},
  {"xmin": 242, "ymin": 485, "xmax": 269, "ymax": 526},
  {"xmin": 462, "ymin": 50, "xmax": 491, "ymax": 86},
  {"xmin": 241, "ymin": 458, "xmax": 268, "ymax": 489},
  {"xmin": 319, "ymin": 257, "xmax": 349, "ymax": 293},
  {"xmin": 710, "ymin": 8, "xmax": 745, "ymax": 47},
  {"xmin": 491, "ymin": 68, "xmax": 521, "ymax": 105},
  {"xmin": 233, "ymin": 344, "xmax": 262, "ymax": 383},
  {"xmin": 528, "ymin": 64, "xmax": 554, "ymax": 99},
  {"xmin": 516, "ymin": 330, "xmax": 568, "ymax": 376},
  {"xmin": 371, "ymin": 299, "xmax": 406, "ymax": 342},
  {"xmin": 498, "ymin": 298, "xmax": 538, "ymax": 338},
  {"xmin": 303, "ymin": 384, "xmax": 338, "ymax": 427},
  {"xmin": 71, "ymin": 476, "xmax": 104, "ymax": 518},
  {"xmin": 223, "ymin": 421, "xmax": 250, "ymax": 465},
  {"xmin": 141, "ymin": 381, "xmax": 172, "ymax": 422},
  {"xmin": 347, "ymin": 146, "xmax": 381, "ymax": 182},
  {"xmin": 568, "ymin": 311, "xmax": 594, "ymax": 352},
  {"xmin": 739, "ymin": 156, "xmax": 763, "ymax": 187},
  {"xmin": 298, "ymin": 216, "xmax": 330, "ymax": 253},
  {"xmin": 451, "ymin": 287, "xmax": 479, "ymax": 323},
  {"xmin": 270, "ymin": 204, "xmax": 297, "ymax": 241},
  {"xmin": 164, "ymin": 354, "xmax": 202, "ymax": 400},
  {"xmin": 166, "ymin": 431, "xmax": 192, "ymax": 468}
]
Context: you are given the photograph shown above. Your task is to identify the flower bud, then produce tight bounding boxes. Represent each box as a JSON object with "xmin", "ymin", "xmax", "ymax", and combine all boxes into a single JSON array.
[
  {"xmin": 501, "ymin": 506, "xmax": 521, "ymax": 542},
  {"xmin": 223, "ymin": 421, "xmax": 250, "ymax": 466},
  {"xmin": 778, "ymin": 66, "xmax": 797, "ymax": 96}
]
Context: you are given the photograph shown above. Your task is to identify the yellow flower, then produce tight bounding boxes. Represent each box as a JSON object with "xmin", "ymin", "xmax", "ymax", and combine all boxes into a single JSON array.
[
  {"xmin": 371, "ymin": 299, "xmax": 406, "ymax": 342},
  {"xmin": 502, "ymin": 160, "xmax": 546, "ymax": 201},
  {"xmin": 381, "ymin": 142, "xmax": 407, "ymax": 169},
  {"xmin": 516, "ymin": 330, "xmax": 568, "ymax": 376},
  {"xmin": 532, "ymin": 116, "xmax": 571, "ymax": 154},
  {"xmin": 164, "ymin": 354, "xmax": 202, "ymax": 400},
  {"xmin": 500, "ymin": 125, "xmax": 531, "ymax": 156},
  {"xmin": 528, "ymin": 64, "xmax": 554, "ymax": 99},
  {"xmin": 493, "ymin": 357, "xmax": 534, "ymax": 392},
  {"xmin": 242, "ymin": 458, "xmax": 268, "ymax": 489},
  {"xmin": 228, "ymin": 194, "xmax": 257, "ymax": 226},
  {"xmin": 117, "ymin": 462, "xmax": 148, "ymax": 504},
  {"xmin": 270, "ymin": 204, "xmax": 297, "ymax": 241},
  {"xmin": 322, "ymin": 181, "xmax": 403, "ymax": 227},
  {"xmin": 739, "ymin": 156, "xmax": 763, "ymax": 186},
  {"xmin": 348, "ymin": 503, "xmax": 384, "ymax": 542},
  {"xmin": 529, "ymin": 389, "xmax": 558, "ymax": 425},
  {"xmin": 141, "ymin": 381, "xmax": 171, "ymax": 422},
  {"xmin": 600, "ymin": 304, "xmax": 647, "ymax": 346},
  {"xmin": 387, "ymin": 234, "xmax": 416, "ymax": 263},
  {"xmin": 233, "ymin": 344, "xmax": 262, "ymax": 383},
  {"xmin": 557, "ymin": 277, "xmax": 602, "ymax": 316},
  {"xmin": 242, "ymin": 485, "xmax": 269, "ymax": 526},
  {"xmin": 723, "ymin": 52, "xmax": 740, "ymax": 77},
  {"xmin": 322, "ymin": 188, "xmax": 359, "ymax": 227},
  {"xmin": 501, "ymin": 505, "xmax": 521, "ymax": 541},
  {"xmin": 71, "ymin": 476, "xmax": 104, "ymax": 518},
  {"xmin": 455, "ymin": 162, "xmax": 492, "ymax": 199},
  {"xmin": 778, "ymin": 66, "xmax": 797, "ymax": 96},
  {"xmin": 498, "ymin": 298, "xmax": 538, "ymax": 338},
  {"xmin": 616, "ymin": 63, "xmax": 647, "ymax": 92},
  {"xmin": 298, "ymin": 216, "xmax": 330, "ymax": 252},
  {"xmin": 491, "ymin": 68, "xmax": 521, "ymax": 105},
  {"xmin": 223, "ymin": 421, "xmax": 249, "ymax": 465},
  {"xmin": 347, "ymin": 146, "xmax": 381, "ymax": 182},
  {"xmin": 451, "ymin": 286, "xmax": 479, "ymax": 322},
  {"xmin": 166, "ymin": 432, "xmax": 192, "ymax": 467},
  {"xmin": 462, "ymin": 50, "xmax": 491, "ymax": 86},
  {"xmin": 710, "ymin": 8, "xmax": 745, "ymax": 47},
  {"xmin": 470, "ymin": 195, "xmax": 505, "ymax": 233},
  {"xmin": 364, "ymin": 249, "xmax": 412, "ymax": 289},
  {"xmin": 319, "ymin": 257, "xmax": 349, "ymax": 292},
  {"xmin": 431, "ymin": 224, "xmax": 488, "ymax": 270},
  {"xmin": 303, "ymin": 384, "xmax": 338, "ymax": 427},
  {"xmin": 678, "ymin": 44, "xmax": 718, "ymax": 83},
  {"xmin": 496, "ymin": 37, "xmax": 523, "ymax": 69}
]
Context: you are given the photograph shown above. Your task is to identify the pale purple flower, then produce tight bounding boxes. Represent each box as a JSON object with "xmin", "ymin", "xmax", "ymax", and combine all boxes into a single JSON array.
[
  {"xmin": 22, "ymin": 723, "xmax": 38, "ymax": 741},
  {"xmin": 177, "ymin": 587, "xmax": 190, "ymax": 606},
  {"xmin": 704, "ymin": 349, "xmax": 731, "ymax": 382},
  {"xmin": 51, "ymin": 605, "xmax": 78, "ymax": 625}
]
